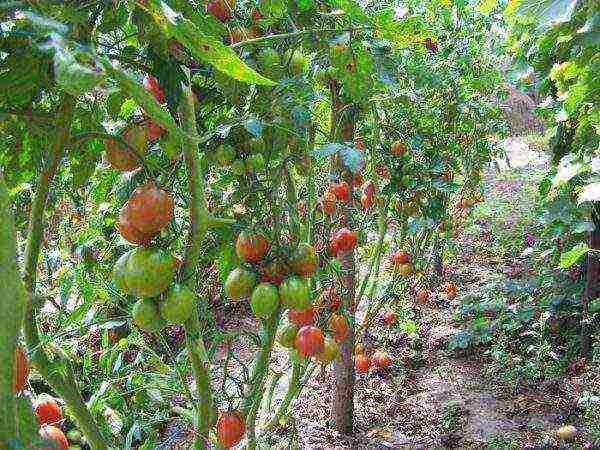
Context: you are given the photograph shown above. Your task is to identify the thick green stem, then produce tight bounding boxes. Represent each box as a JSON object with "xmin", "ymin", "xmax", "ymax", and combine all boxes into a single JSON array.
[
  {"xmin": 242, "ymin": 310, "xmax": 282, "ymax": 450},
  {"xmin": 0, "ymin": 171, "xmax": 27, "ymax": 442},
  {"xmin": 21, "ymin": 96, "xmax": 109, "ymax": 450},
  {"xmin": 356, "ymin": 200, "xmax": 389, "ymax": 307},
  {"xmin": 180, "ymin": 84, "xmax": 216, "ymax": 450},
  {"xmin": 264, "ymin": 353, "xmax": 303, "ymax": 432}
]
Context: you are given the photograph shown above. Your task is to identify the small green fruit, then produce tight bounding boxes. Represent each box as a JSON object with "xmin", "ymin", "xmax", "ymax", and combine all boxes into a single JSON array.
[
  {"xmin": 132, "ymin": 298, "xmax": 165, "ymax": 332},
  {"xmin": 279, "ymin": 276, "xmax": 311, "ymax": 309},
  {"xmin": 224, "ymin": 267, "xmax": 257, "ymax": 301},
  {"xmin": 160, "ymin": 284, "xmax": 195, "ymax": 324},
  {"xmin": 250, "ymin": 282, "xmax": 279, "ymax": 319}
]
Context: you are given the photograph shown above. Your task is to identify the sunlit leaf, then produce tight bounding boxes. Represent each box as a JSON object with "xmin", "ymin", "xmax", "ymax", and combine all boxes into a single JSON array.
[
  {"xmin": 559, "ymin": 242, "xmax": 590, "ymax": 268},
  {"xmin": 515, "ymin": 0, "xmax": 579, "ymax": 29},
  {"xmin": 157, "ymin": 3, "xmax": 275, "ymax": 86}
]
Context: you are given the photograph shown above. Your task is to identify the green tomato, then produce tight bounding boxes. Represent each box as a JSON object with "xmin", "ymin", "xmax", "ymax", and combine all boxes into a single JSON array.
[
  {"xmin": 279, "ymin": 276, "xmax": 311, "ymax": 309},
  {"xmin": 214, "ymin": 144, "xmax": 236, "ymax": 166},
  {"xmin": 160, "ymin": 284, "xmax": 195, "ymax": 324},
  {"xmin": 288, "ymin": 49, "xmax": 310, "ymax": 75},
  {"xmin": 250, "ymin": 282, "xmax": 279, "ymax": 319},
  {"xmin": 277, "ymin": 323, "xmax": 299, "ymax": 348},
  {"xmin": 246, "ymin": 153, "xmax": 266, "ymax": 172},
  {"xmin": 224, "ymin": 267, "xmax": 257, "ymax": 301},
  {"xmin": 231, "ymin": 159, "xmax": 246, "ymax": 177},
  {"xmin": 132, "ymin": 298, "xmax": 165, "ymax": 332}
]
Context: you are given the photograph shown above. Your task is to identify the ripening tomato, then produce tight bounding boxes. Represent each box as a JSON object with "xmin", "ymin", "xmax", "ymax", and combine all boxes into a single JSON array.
[
  {"xmin": 13, "ymin": 345, "xmax": 29, "ymax": 393},
  {"xmin": 417, "ymin": 289, "xmax": 430, "ymax": 303},
  {"xmin": 236, "ymin": 231, "xmax": 269, "ymax": 263},
  {"xmin": 355, "ymin": 341, "xmax": 365, "ymax": 355},
  {"xmin": 355, "ymin": 138, "xmax": 365, "ymax": 150},
  {"xmin": 442, "ymin": 281, "xmax": 457, "ymax": 300},
  {"xmin": 316, "ymin": 337, "xmax": 341, "ymax": 365},
  {"xmin": 392, "ymin": 250, "xmax": 411, "ymax": 265},
  {"xmin": 398, "ymin": 263, "xmax": 414, "ymax": 277},
  {"xmin": 34, "ymin": 396, "xmax": 63, "ymax": 425},
  {"xmin": 382, "ymin": 309, "xmax": 396, "ymax": 326},
  {"xmin": 295, "ymin": 326, "xmax": 325, "ymax": 357},
  {"xmin": 375, "ymin": 164, "xmax": 390, "ymax": 178},
  {"xmin": 143, "ymin": 75, "xmax": 165, "ymax": 103},
  {"xmin": 39, "ymin": 425, "xmax": 68, "ymax": 450},
  {"xmin": 217, "ymin": 411, "xmax": 245, "ymax": 448},
  {"xmin": 391, "ymin": 140, "xmax": 406, "ymax": 156},
  {"xmin": 321, "ymin": 191, "xmax": 337, "ymax": 215},
  {"xmin": 352, "ymin": 174, "xmax": 363, "ymax": 188},
  {"xmin": 424, "ymin": 37, "xmax": 438, "ymax": 52},
  {"xmin": 316, "ymin": 287, "xmax": 342, "ymax": 311},
  {"xmin": 355, "ymin": 354, "xmax": 371, "ymax": 373},
  {"xmin": 251, "ymin": 8, "xmax": 262, "ymax": 21},
  {"xmin": 362, "ymin": 181, "xmax": 375, "ymax": 198},
  {"xmin": 329, "ymin": 228, "xmax": 357, "ymax": 255},
  {"xmin": 207, "ymin": 0, "xmax": 232, "ymax": 22},
  {"xmin": 288, "ymin": 307, "xmax": 315, "ymax": 327},
  {"xmin": 328, "ymin": 314, "xmax": 350, "ymax": 343},
  {"xmin": 372, "ymin": 351, "xmax": 392, "ymax": 370},
  {"xmin": 330, "ymin": 181, "xmax": 350, "ymax": 202},
  {"xmin": 361, "ymin": 193, "xmax": 373, "ymax": 211}
]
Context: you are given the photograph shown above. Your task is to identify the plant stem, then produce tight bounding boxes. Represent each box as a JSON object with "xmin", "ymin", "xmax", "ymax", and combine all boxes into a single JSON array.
[
  {"xmin": 243, "ymin": 310, "xmax": 282, "ymax": 450},
  {"xmin": 179, "ymin": 84, "xmax": 216, "ymax": 450},
  {"xmin": 0, "ymin": 170, "xmax": 28, "ymax": 442},
  {"xmin": 21, "ymin": 96, "xmax": 109, "ymax": 450}
]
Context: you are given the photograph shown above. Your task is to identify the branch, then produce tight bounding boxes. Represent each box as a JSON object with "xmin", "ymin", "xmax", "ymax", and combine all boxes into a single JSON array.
[
  {"xmin": 179, "ymin": 82, "xmax": 216, "ymax": 450},
  {"xmin": 21, "ymin": 96, "xmax": 109, "ymax": 450},
  {"xmin": 0, "ymin": 170, "xmax": 28, "ymax": 442}
]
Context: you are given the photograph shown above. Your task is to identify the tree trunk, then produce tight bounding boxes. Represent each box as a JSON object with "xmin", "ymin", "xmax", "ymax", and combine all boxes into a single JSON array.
[
  {"xmin": 581, "ymin": 207, "xmax": 600, "ymax": 359},
  {"xmin": 330, "ymin": 82, "xmax": 357, "ymax": 434}
]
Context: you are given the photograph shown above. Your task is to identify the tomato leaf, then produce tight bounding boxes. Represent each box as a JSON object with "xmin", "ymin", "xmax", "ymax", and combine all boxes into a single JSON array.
[
  {"xmin": 514, "ymin": 0, "xmax": 579, "ymax": 29},
  {"xmin": 157, "ymin": 2, "xmax": 275, "ymax": 86},
  {"xmin": 559, "ymin": 242, "xmax": 590, "ymax": 268}
]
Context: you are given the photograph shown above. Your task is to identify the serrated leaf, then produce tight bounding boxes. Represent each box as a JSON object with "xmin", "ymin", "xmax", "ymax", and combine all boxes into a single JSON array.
[
  {"xmin": 371, "ymin": 9, "xmax": 432, "ymax": 47},
  {"xmin": 158, "ymin": 3, "xmax": 275, "ymax": 86},
  {"xmin": 477, "ymin": 0, "xmax": 500, "ymax": 14},
  {"xmin": 329, "ymin": 0, "xmax": 368, "ymax": 22},
  {"xmin": 559, "ymin": 242, "xmax": 589, "ymax": 268},
  {"xmin": 54, "ymin": 46, "xmax": 103, "ymax": 96}
]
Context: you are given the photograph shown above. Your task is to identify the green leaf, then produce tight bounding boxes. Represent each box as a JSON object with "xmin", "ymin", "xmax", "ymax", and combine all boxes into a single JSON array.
[
  {"xmin": 371, "ymin": 9, "xmax": 432, "ymax": 47},
  {"xmin": 515, "ymin": 0, "xmax": 579, "ymax": 29},
  {"xmin": 54, "ymin": 46, "xmax": 104, "ymax": 96},
  {"xmin": 559, "ymin": 242, "xmax": 590, "ymax": 268},
  {"xmin": 477, "ymin": 0, "xmax": 500, "ymax": 14},
  {"xmin": 157, "ymin": 3, "xmax": 275, "ymax": 86},
  {"xmin": 329, "ymin": 0, "xmax": 369, "ymax": 22}
]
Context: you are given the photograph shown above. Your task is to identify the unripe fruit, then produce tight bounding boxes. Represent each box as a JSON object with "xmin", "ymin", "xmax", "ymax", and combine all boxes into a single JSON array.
[{"xmin": 39, "ymin": 425, "xmax": 68, "ymax": 450}]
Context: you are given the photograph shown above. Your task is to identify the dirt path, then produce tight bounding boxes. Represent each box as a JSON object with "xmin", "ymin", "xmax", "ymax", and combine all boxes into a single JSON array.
[{"xmin": 283, "ymin": 138, "xmax": 597, "ymax": 449}]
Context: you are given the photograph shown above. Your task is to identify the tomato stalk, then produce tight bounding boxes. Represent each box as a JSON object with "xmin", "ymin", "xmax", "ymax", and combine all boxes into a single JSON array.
[
  {"xmin": 21, "ymin": 96, "xmax": 110, "ymax": 449},
  {"xmin": 179, "ymin": 84, "xmax": 217, "ymax": 450},
  {"xmin": 242, "ymin": 309, "xmax": 282, "ymax": 450},
  {"xmin": 356, "ymin": 198, "xmax": 390, "ymax": 308},
  {"xmin": 329, "ymin": 81, "xmax": 357, "ymax": 434},
  {"xmin": 0, "ymin": 172, "xmax": 31, "ymax": 442}
]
